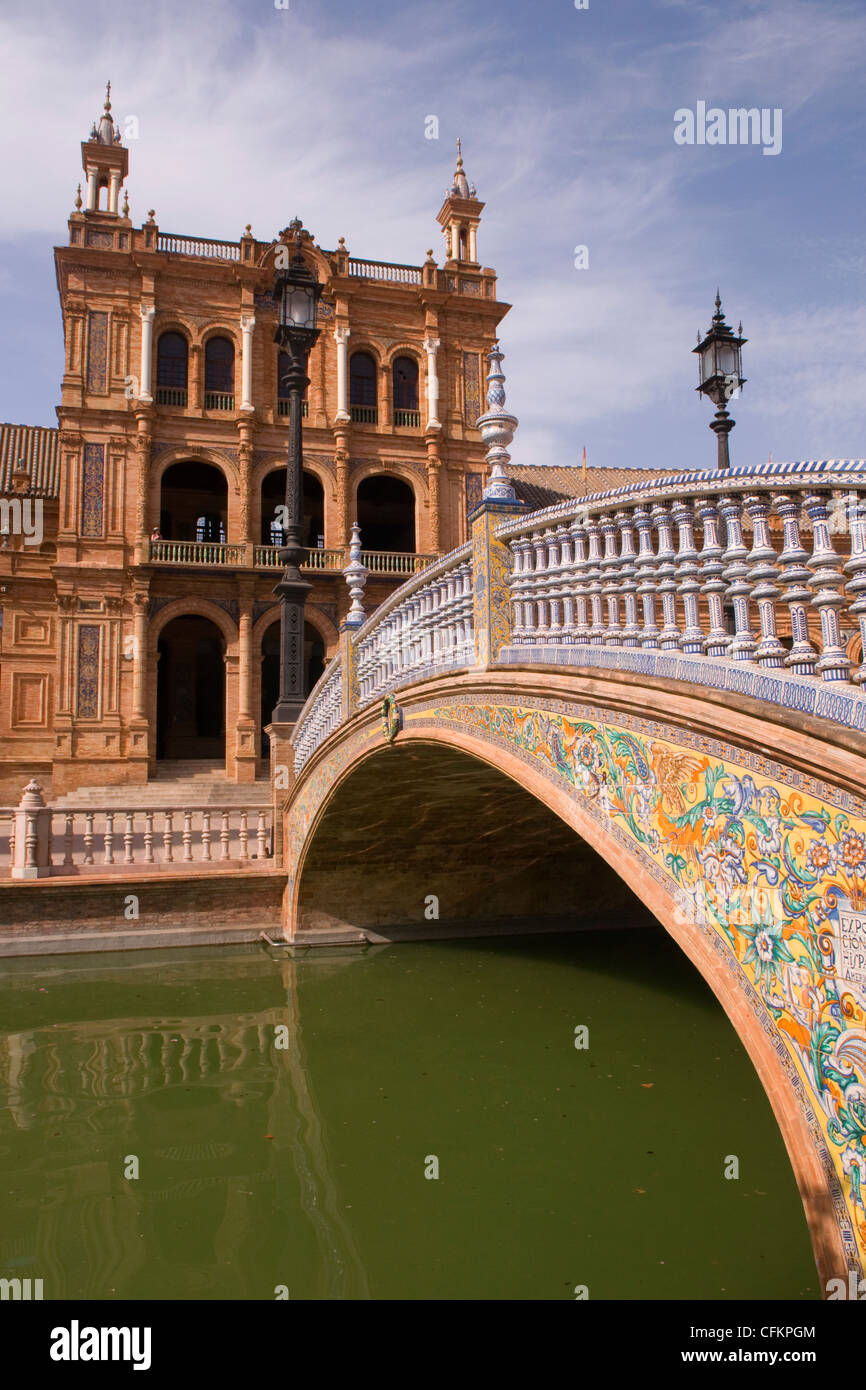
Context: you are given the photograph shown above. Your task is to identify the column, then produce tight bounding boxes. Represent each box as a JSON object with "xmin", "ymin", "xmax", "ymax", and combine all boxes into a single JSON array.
[
  {"xmin": 108, "ymin": 170, "xmax": 121, "ymax": 214},
  {"xmin": 139, "ymin": 305, "xmax": 155, "ymax": 402},
  {"xmin": 132, "ymin": 592, "xmax": 148, "ymax": 719},
  {"xmin": 239, "ymin": 604, "xmax": 253, "ymax": 721},
  {"xmin": 334, "ymin": 326, "xmax": 350, "ymax": 421},
  {"xmin": 86, "ymin": 164, "xmax": 99, "ymax": 212},
  {"xmin": 804, "ymin": 492, "xmax": 852, "ymax": 682},
  {"xmin": 468, "ymin": 225, "xmax": 477, "ymax": 262},
  {"xmin": 236, "ymin": 588, "xmax": 256, "ymax": 781},
  {"xmin": 240, "ymin": 315, "xmax": 256, "ymax": 412},
  {"xmin": 424, "ymin": 337, "xmax": 441, "ymax": 430}
]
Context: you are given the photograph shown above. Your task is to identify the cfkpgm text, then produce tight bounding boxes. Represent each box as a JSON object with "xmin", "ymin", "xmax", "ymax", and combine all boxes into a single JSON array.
[{"xmin": 690, "ymin": 1327, "xmax": 814, "ymax": 1339}]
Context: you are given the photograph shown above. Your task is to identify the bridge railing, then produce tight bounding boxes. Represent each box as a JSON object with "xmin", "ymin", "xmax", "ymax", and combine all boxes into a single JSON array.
[
  {"xmin": 354, "ymin": 544, "xmax": 474, "ymax": 707},
  {"xmin": 290, "ymin": 461, "xmax": 866, "ymax": 773},
  {"xmin": 494, "ymin": 461, "xmax": 866, "ymax": 687},
  {"xmin": 291, "ymin": 656, "xmax": 344, "ymax": 772}
]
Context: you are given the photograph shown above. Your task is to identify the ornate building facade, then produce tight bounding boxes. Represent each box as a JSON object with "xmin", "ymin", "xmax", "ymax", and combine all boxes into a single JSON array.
[{"xmin": 0, "ymin": 90, "xmax": 513, "ymax": 796}]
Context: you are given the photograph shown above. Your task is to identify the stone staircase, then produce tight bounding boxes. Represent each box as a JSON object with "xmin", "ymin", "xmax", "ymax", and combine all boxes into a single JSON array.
[{"xmin": 53, "ymin": 762, "xmax": 272, "ymax": 809}]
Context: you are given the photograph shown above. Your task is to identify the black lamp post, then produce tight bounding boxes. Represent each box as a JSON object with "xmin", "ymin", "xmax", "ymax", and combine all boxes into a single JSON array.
[
  {"xmin": 693, "ymin": 291, "xmax": 746, "ymax": 472},
  {"xmin": 271, "ymin": 218, "xmax": 322, "ymax": 724}
]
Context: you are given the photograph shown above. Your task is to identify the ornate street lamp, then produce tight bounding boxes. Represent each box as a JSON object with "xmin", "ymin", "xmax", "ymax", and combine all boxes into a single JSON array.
[
  {"xmin": 693, "ymin": 291, "xmax": 746, "ymax": 472},
  {"xmin": 271, "ymin": 218, "xmax": 322, "ymax": 724}
]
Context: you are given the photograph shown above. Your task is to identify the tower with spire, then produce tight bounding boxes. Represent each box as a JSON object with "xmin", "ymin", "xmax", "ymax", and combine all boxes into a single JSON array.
[
  {"xmin": 79, "ymin": 82, "xmax": 129, "ymax": 216},
  {"xmin": 436, "ymin": 139, "xmax": 484, "ymax": 266}
]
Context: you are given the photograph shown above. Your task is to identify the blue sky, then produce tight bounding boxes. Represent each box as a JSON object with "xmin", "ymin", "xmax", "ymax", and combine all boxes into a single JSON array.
[{"xmin": 1, "ymin": 0, "xmax": 864, "ymax": 472}]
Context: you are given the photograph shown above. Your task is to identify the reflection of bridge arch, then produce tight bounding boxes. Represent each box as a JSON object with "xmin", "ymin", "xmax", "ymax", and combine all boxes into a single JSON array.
[{"xmin": 286, "ymin": 672, "xmax": 866, "ymax": 1290}]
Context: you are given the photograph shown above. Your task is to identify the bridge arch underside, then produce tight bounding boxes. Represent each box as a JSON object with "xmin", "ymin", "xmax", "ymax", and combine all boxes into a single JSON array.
[
  {"xmin": 289, "ymin": 695, "xmax": 866, "ymax": 1289},
  {"xmin": 297, "ymin": 742, "xmax": 653, "ymax": 941}
]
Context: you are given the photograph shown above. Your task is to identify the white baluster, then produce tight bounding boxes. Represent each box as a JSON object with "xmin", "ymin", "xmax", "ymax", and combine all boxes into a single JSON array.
[
  {"xmin": 633, "ymin": 505, "xmax": 659, "ymax": 649},
  {"xmin": 671, "ymin": 500, "xmax": 703, "ymax": 655},
  {"xmin": 719, "ymin": 495, "xmax": 756, "ymax": 662},
  {"xmin": 804, "ymin": 491, "xmax": 852, "ymax": 682},
  {"xmin": 697, "ymin": 499, "xmax": 729, "ymax": 658},
  {"xmin": 743, "ymin": 492, "xmax": 786, "ymax": 668}
]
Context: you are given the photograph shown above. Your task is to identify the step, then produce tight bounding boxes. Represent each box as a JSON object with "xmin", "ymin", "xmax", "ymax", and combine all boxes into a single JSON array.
[{"xmin": 53, "ymin": 780, "xmax": 272, "ymax": 810}]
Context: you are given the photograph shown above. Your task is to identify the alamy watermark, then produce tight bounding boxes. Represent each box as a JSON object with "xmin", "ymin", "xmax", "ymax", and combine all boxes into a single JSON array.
[
  {"xmin": 0, "ymin": 497, "xmax": 43, "ymax": 546},
  {"xmin": 674, "ymin": 102, "xmax": 782, "ymax": 157}
]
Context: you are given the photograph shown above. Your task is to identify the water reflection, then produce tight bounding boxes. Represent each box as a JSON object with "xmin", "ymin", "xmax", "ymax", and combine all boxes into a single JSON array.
[{"xmin": 0, "ymin": 947, "xmax": 370, "ymax": 1300}]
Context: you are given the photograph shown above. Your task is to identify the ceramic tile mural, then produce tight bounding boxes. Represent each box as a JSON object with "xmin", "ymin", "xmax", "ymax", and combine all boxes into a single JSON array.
[
  {"xmin": 86, "ymin": 311, "xmax": 109, "ymax": 393},
  {"xmin": 421, "ymin": 698, "xmax": 866, "ymax": 1270},
  {"xmin": 462, "ymin": 351, "xmax": 481, "ymax": 426},
  {"xmin": 76, "ymin": 624, "xmax": 101, "ymax": 718},
  {"xmin": 465, "ymin": 472, "xmax": 482, "ymax": 521},
  {"xmin": 80, "ymin": 443, "xmax": 105, "ymax": 538}
]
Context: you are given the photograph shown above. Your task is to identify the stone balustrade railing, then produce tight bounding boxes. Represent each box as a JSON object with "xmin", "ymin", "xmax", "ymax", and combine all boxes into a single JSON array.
[
  {"xmin": 2, "ymin": 790, "xmax": 272, "ymax": 878},
  {"xmin": 156, "ymin": 232, "xmax": 241, "ymax": 260},
  {"xmin": 354, "ymin": 544, "xmax": 474, "ymax": 708},
  {"xmin": 291, "ymin": 659, "xmax": 344, "ymax": 772},
  {"xmin": 290, "ymin": 462, "xmax": 866, "ymax": 773},
  {"xmin": 348, "ymin": 257, "xmax": 423, "ymax": 284},
  {"xmin": 495, "ymin": 461, "xmax": 866, "ymax": 688}
]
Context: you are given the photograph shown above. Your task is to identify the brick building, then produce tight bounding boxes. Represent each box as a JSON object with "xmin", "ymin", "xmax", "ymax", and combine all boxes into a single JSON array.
[{"xmin": 0, "ymin": 89, "xmax": 517, "ymax": 796}]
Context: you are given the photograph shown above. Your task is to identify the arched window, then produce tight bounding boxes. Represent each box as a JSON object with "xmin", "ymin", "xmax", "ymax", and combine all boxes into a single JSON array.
[
  {"xmin": 195, "ymin": 512, "xmax": 226, "ymax": 543},
  {"xmin": 204, "ymin": 337, "xmax": 235, "ymax": 406},
  {"xmin": 392, "ymin": 356, "xmax": 419, "ymax": 424},
  {"xmin": 349, "ymin": 351, "xmax": 378, "ymax": 422},
  {"xmin": 156, "ymin": 332, "xmax": 188, "ymax": 404}
]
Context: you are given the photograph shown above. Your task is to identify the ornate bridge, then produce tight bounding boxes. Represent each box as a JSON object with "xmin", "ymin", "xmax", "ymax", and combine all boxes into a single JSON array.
[{"xmin": 281, "ymin": 458, "xmax": 866, "ymax": 1290}]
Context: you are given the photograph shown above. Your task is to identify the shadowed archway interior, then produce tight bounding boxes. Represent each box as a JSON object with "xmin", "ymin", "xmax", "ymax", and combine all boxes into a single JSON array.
[
  {"xmin": 156, "ymin": 615, "xmax": 225, "ymax": 761},
  {"xmin": 297, "ymin": 743, "xmax": 655, "ymax": 939}
]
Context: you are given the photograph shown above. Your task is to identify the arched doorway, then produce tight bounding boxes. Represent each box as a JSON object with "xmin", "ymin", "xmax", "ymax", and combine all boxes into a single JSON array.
[
  {"xmin": 357, "ymin": 475, "xmax": 415, "ymax": 552},
  {"xmin": 157, "ymin": 615, "xmax": 226, "ymax": 761},
  {"xmin": 260, "ymin": 470, "xmax": 325, "ymax": 549},
  {"xmin": 160, "ymin": 461, "xmax": 228, "ymax": 542},
  {"xmin": 260, "ymin": 619, "xmax": 327, "ymax": 755}
]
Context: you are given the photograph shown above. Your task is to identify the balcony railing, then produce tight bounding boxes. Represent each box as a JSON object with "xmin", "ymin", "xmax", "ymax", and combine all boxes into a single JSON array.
[
  {"xmin": 394, "ymin": 409, "xmax": 421, "ymax": 427},
  {"xmin": 156, "ymin": 233, "xmax": 241, "ymax": 261},
  {"xmin": 350, "ymin": 405, "xmax": 378, "ymax": 424},
  {"xmin": 155, "ymin": 387, "xmax": 188, "ymax": 407},
  {"xmin": 148, "ymin": 540, "xmax": 436, "ymax": 574},
  {"xmin": 361, "ymin": 551, "xmax": 435, "ymax": 575},
  {"xmin": 347, "ymin": 258, "xmax": 422, "ymax": 284},
  {"xmin": 204, "ymin": 392, "xmax": 234, "ymax": 411},
  {"xmin": 149, "ymin": 540, "xmax": 245, "ymax": 566},
  {"xmin": 277, "ymin": 399, "xmax": 309, "ymax": 417},
  {"xmin": 253, "ymin": 546, "xmax": 344, "ymax": 570}
]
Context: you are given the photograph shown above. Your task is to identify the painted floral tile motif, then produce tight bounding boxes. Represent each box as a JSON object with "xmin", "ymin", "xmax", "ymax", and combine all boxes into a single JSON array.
[{"xmin": 431, "ymin": 699, "xmax": 866, "ymax": 1268}]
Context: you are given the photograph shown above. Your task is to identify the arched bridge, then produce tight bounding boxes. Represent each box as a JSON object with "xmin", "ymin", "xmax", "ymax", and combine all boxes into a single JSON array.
[{"xmin": 280, "ymin": 460, "xmax": 866, "ymax": 1290}]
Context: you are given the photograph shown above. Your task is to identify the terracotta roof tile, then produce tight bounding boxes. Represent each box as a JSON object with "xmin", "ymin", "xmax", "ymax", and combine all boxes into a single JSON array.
[
  {"xmin": 0, "ymin": 423, "xmax": 60, "ymax": 496},
  {"xmin": 509, "ymin": 464, "xmax": 680, "ymax": 509}
]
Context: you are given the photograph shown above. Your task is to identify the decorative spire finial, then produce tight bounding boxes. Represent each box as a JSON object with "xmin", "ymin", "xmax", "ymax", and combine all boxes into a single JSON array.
[
  {"xmin": 477, "ymin": 341, "xmax": 519, "ymax": 501},
  {"xmin": 456, "ymin": 136, "xmax": 463, "ymax": 168},
  {"xmin": 343, "ymin": 522, "xmax": 368, "ymax": 626},
  {"xmin": 74, "ymin": 183, "xmax": 82, "ymax": 211},
  {"xmin": 121, "ymin": 189, "xmax": 129, "ymax": 217},
  {"xmin": 104, "ymin": 80, "xmax": 111, "ymax": 112}
]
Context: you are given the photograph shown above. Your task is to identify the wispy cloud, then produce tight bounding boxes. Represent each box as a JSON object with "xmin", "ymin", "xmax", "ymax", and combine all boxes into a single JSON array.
[{"xmin": 0, "ymin": 0, "xmax": 863, "ymax": 463}]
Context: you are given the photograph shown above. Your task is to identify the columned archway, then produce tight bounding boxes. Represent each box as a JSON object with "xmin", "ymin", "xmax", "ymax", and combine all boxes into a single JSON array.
[{"xmin": 156, "ymin": 615, "xmax": 226, "ymax": 762}]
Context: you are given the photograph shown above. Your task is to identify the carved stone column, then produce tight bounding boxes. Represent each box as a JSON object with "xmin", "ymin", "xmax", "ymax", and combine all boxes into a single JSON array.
[
  {"xmin": 236, "ymin": 582, "xmax": 257, "ymax": 782},
  {"xmin": 425, "ymin": 434, "xmax": 441, "ymax": 553},
  {"xmin": 333, "ymin": 430, "xmax": 350, "ymax": 553}
]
